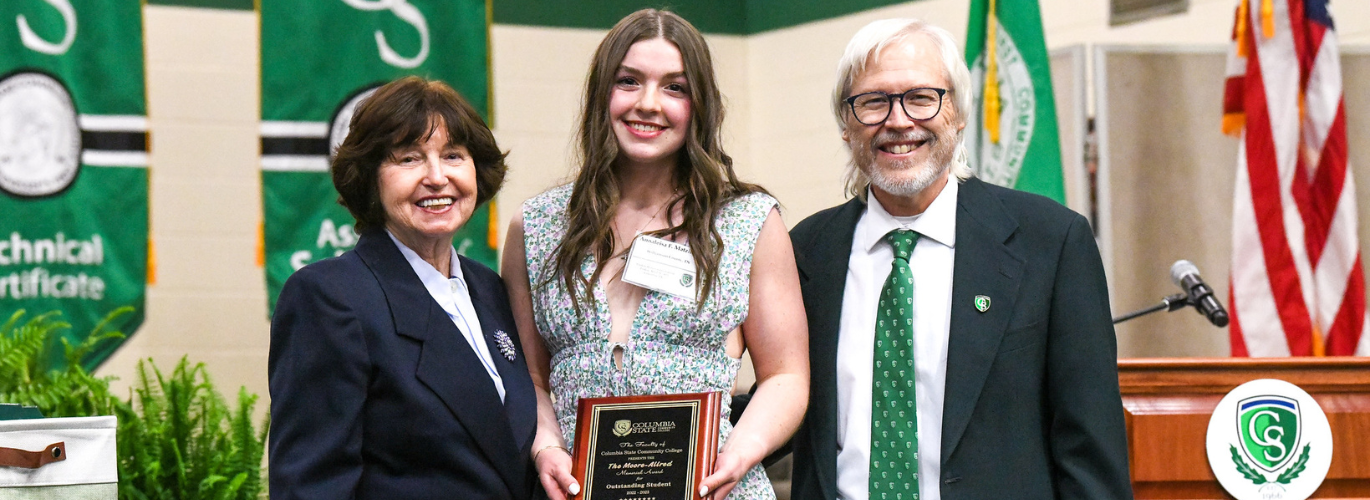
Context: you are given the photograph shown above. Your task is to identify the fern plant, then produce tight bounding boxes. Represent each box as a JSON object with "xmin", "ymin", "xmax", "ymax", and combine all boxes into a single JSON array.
[
  {"xmin": 116, "ymin": 357, "xmax": 270, "ymax": 500},
  {"xmin": 0, "ymin": 309, "xmax": 269, "ymax": 499},
  {"xmin": 0, "ymin": 308, "xmax": 127, "ymax": 417}
]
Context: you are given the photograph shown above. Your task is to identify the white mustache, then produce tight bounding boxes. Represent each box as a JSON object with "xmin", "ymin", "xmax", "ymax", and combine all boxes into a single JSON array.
[{"xmin": 874, "ymin": 129, "xmax": 935, "ymax": 149}]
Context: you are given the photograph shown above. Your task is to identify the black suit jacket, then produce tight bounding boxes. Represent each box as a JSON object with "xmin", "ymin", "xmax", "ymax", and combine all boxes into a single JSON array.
[
  {"xmin": 269, "ymin": 230, "xmax": 539, "ymax": 500},
  {"xmin": 787, "ymin": 178, "xmax": 1132, "ymax": 500}
]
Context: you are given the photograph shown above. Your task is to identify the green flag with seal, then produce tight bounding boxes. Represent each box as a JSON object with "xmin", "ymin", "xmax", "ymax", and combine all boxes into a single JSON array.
[
  {"xmin": 261, "ymin": 0, "xmax": 496, "ymax": 314},
  {"xmin": 1, "ymin": 0, "xmax": 149, "ymax": 369},
  {"xmin": 965, "ymin": 0, "xmax": 1065, "ymax": 203}
]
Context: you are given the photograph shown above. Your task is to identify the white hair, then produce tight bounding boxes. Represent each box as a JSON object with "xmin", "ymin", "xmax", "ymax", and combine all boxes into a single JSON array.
[{"xmin": 833, "ymin": 18, "xmax": 974, "ymax": 198}]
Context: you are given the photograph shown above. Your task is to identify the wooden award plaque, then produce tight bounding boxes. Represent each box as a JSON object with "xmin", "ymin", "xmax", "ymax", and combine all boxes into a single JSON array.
[{"xmin": 570, "ymin": 392, "xmax": 721, "ymax": 500}]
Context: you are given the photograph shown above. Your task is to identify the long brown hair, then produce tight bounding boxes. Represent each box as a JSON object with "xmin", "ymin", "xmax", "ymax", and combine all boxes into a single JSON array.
[{"xmin": 550, "ymin": 9, "xmax": 764, "ymax": 313}]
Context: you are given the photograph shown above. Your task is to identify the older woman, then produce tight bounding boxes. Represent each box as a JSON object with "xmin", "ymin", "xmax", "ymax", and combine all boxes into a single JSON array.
[{"xmin": 269, "ymin": 76, "xmax": 538, "ymax": 500}]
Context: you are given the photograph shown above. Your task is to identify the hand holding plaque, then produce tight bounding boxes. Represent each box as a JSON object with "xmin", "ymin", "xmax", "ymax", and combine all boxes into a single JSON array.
[{"xmin": 569, "ymin": 392, "xmax": 721, "ymax": 500}]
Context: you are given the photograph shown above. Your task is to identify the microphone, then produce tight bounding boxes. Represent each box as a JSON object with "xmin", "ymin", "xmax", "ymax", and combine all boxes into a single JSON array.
[{"xmin": 1170, "ymin": 260, "xmax": 1230, "ymax": 327}]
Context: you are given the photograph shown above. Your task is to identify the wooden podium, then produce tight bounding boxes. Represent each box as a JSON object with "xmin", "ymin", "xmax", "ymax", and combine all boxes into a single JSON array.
[{"xmin": 1120, "ymin": 358, "xmax": 1370, "ymax": 499}]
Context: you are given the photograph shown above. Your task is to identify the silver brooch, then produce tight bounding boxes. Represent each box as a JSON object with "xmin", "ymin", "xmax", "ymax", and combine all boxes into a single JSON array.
[{"xmin": 494, "ymin": 330, "xmax": 517, "ymax": 362}]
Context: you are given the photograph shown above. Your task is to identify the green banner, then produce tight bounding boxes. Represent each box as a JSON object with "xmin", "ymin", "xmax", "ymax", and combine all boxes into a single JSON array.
[
  {"xmin": 0, "ymin": 0, "xmax": 149, "ymax": 369},
  {"xmin": 261, "ymin": 0, "xmax": 496, "ymax": 314},
  {"xmin": 965, "ymin": 0, "xmax": 1065, "ymax": 203}
]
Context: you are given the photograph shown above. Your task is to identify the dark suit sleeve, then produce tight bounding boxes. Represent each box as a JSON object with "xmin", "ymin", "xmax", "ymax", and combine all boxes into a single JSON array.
[
  {"xmin": 1045, "ymin": 215, "xmax": 1134, "ymax": 499},
  {"xmin": 269, "ymin": 265, "xmax": 371, "ymax": 500}
]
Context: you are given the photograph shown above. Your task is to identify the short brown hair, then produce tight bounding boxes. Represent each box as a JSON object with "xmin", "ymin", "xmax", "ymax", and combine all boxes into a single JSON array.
[{"xmin": 331, "ymin": 76, "xmax": 507, "ymax": 232}]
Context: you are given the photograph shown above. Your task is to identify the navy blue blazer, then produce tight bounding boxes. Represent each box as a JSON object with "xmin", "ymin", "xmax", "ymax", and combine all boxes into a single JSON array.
[
  {"xmin": 269, "ymin": 230, "xmax": 539, "ymax": 500},
  {"xmin": 786, "ymin": 177, "xmax": 1133, "ymax": 500}
]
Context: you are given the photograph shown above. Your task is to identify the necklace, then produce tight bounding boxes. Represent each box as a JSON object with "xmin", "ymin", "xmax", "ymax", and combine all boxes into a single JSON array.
[{"xmin": 617, "ymin": 192, "xmax": 676, "ymax": 260}]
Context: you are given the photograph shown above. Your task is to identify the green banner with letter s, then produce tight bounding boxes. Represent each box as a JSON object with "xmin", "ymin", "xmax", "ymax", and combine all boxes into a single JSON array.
[
  {"xmin": 261, "ymin": 0, "xmax": 496, "ymax": 314},
  {"xmin": 0, "ymin": 0, "xmax": 149, "ymax": 369}
]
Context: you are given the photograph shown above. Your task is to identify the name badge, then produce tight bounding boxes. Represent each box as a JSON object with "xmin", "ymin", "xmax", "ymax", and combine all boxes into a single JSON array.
[{"xmin": 621, "ymin": 235, "xmax": 697, "ymax": 301}]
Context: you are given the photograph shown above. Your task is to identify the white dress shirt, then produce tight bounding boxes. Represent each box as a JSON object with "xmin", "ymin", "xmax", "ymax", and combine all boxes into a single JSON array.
[
  {"xmin": 388, "ymin": 231, "xmax": 506, "ymax": 402},
  {"xmin": 835, "ymin": 180, "xmax": 958, "ymax": 500}
]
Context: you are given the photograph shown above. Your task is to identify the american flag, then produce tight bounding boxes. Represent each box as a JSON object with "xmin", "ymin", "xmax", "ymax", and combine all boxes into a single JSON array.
[{"xmin": 1224, "ymin": 0, "xmax": 1368, "ymax": 356}]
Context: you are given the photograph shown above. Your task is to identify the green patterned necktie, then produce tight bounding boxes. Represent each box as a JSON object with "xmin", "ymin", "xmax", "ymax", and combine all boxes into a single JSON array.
[{"xmin": 871, "ymin": 229, "xmax": 920, "ymax": 500}]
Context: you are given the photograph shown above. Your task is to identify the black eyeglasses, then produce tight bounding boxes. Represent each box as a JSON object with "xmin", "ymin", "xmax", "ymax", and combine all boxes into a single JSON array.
[{"xmin": 844, "ymin": 88, "xmax": 948, "ymax": 126}]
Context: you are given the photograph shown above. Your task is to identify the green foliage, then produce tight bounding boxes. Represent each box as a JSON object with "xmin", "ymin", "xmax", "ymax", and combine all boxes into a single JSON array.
[
  {"xmin": 0, "ymin": 309, "xmax": 269, "ymax": 499},
  {"xmin": 1275, "ymin": 443, "xmax": 1311, "ymax": 484},
  {"xmin": 1229, "ymin": 445, "xmax": 1268, "ymax": 484},
  {"xmin": 116, "ymin": 357, "xmax": 270, "ymax": 500},
  {"xmin": 0, "ymin": 308, "xmax": 128, "ymax": 417}
]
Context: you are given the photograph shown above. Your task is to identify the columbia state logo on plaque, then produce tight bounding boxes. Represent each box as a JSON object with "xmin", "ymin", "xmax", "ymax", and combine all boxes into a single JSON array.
[
  {"xmin": 0, "ymin": 71, "xmax": 82, "ymax": 197},
  {"xmin": 1206, "ymin": 379, "xmax": 1333, "ymax": 500}
]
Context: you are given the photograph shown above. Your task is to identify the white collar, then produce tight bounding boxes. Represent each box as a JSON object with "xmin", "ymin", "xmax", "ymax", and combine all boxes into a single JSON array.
[
  {"xmin": 386, "ymin": 231, "xmax": 466, "ymax": 303},
  {"xmin": 857, "ymin": 178, "xmax": 959, "ymax": 252}
]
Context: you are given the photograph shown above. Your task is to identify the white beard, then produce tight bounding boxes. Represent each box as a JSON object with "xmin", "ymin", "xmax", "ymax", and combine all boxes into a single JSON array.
[
  {"xmin": 852, "ymin": 128, "xmax": 956, "ymax": 197},
  {"xmin": 869, "ymin": 156, "xmax": 949, "ymax": 196}
]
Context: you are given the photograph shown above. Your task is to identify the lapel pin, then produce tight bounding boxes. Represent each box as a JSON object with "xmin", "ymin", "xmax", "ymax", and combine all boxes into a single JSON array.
[
  {"xmin": 494, "ymin": 330, "xmax": 517, "ymax": 362},
  {"xmin": 973, "ymin": 295, "xmax": 991, "ymax": 313}
]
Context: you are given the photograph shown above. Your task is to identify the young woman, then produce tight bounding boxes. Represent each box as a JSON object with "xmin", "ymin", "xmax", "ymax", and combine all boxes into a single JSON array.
[{"xmin": 501, "ymin": 9, "xmax": 808, "ymax": 500}]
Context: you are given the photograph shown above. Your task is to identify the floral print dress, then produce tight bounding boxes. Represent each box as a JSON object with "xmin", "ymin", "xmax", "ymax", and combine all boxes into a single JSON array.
[{"xmin": 521, "ymin": 184, "xmax": 778, "ymax": 499}]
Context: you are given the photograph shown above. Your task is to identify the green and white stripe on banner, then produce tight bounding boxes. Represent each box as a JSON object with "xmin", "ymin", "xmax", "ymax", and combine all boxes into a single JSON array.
[
  {"xmin": 965, "ymin": 0, "xmax": 1065, "ymax": 203},
  {"xmin": 1, "ymin": 0, "xmax": 149, "ymax": 370},
  {"xmin": 261, "ymin": 0, "xmax": 497, "ymax": 314}
]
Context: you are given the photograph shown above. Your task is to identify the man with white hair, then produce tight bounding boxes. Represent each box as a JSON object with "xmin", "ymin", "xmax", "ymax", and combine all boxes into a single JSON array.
[{"xmin": 785, "ymin": 18, "xmax": 1132, "ymax": 500}]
